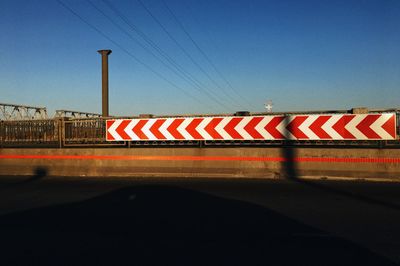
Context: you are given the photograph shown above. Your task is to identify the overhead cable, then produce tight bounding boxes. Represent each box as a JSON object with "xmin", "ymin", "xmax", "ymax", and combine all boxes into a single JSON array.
[
  {"xmin": 136, "ymin": 0, "xmax": 244, "ymax": 109},
  {"xmin": 161, "ymin": 0, "xmax": 253, "ymax": 108},
  {"xmin": 56, "ymin": 0, "xmax": 219, "ymax": 112},
  {"xmin": 86, "ymin": 0, "xmax": 230, "ymax": 110}
]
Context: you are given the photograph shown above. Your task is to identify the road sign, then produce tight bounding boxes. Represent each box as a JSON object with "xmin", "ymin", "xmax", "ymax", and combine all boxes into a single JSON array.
[{"xmin": 106, "ymin": 113, "xmax": 396, "ymax": 141}]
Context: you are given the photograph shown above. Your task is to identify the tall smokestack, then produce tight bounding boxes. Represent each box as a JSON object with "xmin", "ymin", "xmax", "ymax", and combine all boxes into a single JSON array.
[{"xmin": 98, "ymin": 49, "xmax": 112, "ymax": 117}]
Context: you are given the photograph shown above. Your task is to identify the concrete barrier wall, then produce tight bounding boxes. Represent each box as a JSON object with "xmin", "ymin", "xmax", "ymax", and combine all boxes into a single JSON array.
[{"xmin": 0, "ymin": 147, "xmax": 399, "ymax": 180}]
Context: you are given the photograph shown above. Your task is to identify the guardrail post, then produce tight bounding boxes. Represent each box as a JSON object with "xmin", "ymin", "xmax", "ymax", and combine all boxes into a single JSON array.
[
  {"xmin": 58, "ymin": 118, "xmax": 64, "ymax": 149},
  {"xmin": 0, "ymin": 121, "xmax": 3, "ymax": 148}
]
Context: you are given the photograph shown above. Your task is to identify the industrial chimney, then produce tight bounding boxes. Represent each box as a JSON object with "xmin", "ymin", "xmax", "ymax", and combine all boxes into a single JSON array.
[{"xmin": 98, "ymin": 49, "xmax": 112, "ymax": 117}]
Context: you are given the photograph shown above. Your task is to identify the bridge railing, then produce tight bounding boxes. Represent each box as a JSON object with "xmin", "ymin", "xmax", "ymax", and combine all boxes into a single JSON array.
[
  {"xmin": 0, "ymin": 119, "xmax": 60, "ymax": 147},
  {"xmin": 62, "ymin": 118, "xmax": 123, "ymax": 147},
  {"xmin": 0, "ymin": 118, "xmax": 123, "ymax": 148}
]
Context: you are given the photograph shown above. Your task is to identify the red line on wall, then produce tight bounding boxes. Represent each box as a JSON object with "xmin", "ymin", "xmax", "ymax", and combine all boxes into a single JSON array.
[{"xmin": 0, "ymin": 154, "xmax": 399, "ymax": 163}]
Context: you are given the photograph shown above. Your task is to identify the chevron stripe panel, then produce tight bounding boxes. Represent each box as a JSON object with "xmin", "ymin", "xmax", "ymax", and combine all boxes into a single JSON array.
[{"xmin": 106, "ymin": 114, "xmax": 397, "ymax": 141}]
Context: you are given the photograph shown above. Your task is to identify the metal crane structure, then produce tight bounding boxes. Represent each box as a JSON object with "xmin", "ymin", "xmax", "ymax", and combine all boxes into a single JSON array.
[
  {"xmin": 0, "ymin": 103, "xmax": 48, "ymax": 121},
  {"xmin": 54, "ymin": 110, "xmax": 102, "ymax": 119}
]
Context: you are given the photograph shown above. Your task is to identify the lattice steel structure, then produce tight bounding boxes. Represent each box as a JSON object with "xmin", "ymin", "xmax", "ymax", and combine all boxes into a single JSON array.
[
  {"xmin": 0, "ymin": 103, "xmax": 48, "ymax": 121},
  {"xmin": 54, "ymin": 110, "xmax": 102, "ymax": 119}
]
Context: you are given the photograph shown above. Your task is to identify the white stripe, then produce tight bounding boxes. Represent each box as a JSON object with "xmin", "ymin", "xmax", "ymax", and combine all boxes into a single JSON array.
[
  {"xmin": 197, "ymin": 117, "xmax": 213, "ymax": 140},
  {"xmin": 298, "ymin": 115, "xmax": 319, "ymax": 140},
  {"xmin": 142, "ymin": 119, "xmax": 157, "ymax": 140},
  {"xmin": 322, "ymin": 115, "xmax": 343, "ymax": 140},
  {"xmin": 159, "ymin": 118, "xmax": 175, "ymax": 140},
  {"xmin": 215, "ymin": 117, "xmax": 232, "ymax": 140},
  {"xmin": 371, "ymin": 114, "xmax": 393, "ymax": 140},
  {"xmin": 280, "ymin": 116, "xmax": 294, "ymax": 140},
  {"xmin": 236, "ymin": 117, "xmax": 253, "ymax": 140},
  {"xmin": 255, "ymin": 116, "xmax": 274, "ymax": 140},
  {"xmin": 108, "ymin": 119, "xmax": 123, "ymax": 141},
  {"xmin": 346, "ymin": 114, "xmax": 367, "ymax": 140},
  {"xmin": 124, "ymin": 119, "xmax": 140, "ymax": 140},
  {"xmin": 178, "ymin": 118, "xmax": 193, "ymax": 140}
]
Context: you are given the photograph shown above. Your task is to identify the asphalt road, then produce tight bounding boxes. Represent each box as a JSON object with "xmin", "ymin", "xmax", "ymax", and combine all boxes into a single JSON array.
[{"xmin": 0, "ymin": 175, "xmax": 399, "ymax": 265}]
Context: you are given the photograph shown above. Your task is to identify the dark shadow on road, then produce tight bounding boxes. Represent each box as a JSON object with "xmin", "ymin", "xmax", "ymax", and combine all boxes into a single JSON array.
[
  {"xmin": 23, "ymin": 167, "xmax": 48, "ymax": 184},
  {"xmin": 280, "ymin": 116, "xmax": 400, "ymax": 211},
  {"xmin": 281, "ymin": 115, "xmax": 299, "ymax": 180},
  {"xmin": 0, "ymin": 167, "xmax": 48, "ymax": 188},
  {"xmin": 0, "ymin": 185, "xmax": 395, "ymax": 266},
  {"xmin": 290, "ymin": 176, "xmax": 400, "ymax": 211}
]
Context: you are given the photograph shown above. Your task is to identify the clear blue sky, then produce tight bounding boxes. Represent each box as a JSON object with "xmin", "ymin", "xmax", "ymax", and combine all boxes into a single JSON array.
[{"xmin": 1, "ymin": 0, "xmax": 399, "ymax": 116}]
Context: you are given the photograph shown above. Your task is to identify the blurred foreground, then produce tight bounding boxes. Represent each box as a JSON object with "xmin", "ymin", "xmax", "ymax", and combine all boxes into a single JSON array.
[{"xmin": 0, "ymin": 176, "xmax": 399, "ymax": 265}]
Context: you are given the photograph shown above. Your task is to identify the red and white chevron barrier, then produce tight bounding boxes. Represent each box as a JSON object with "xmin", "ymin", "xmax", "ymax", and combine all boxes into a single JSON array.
[{"xmin": 106, "ymin": 113, "xmax": 397, "ymax": 141}]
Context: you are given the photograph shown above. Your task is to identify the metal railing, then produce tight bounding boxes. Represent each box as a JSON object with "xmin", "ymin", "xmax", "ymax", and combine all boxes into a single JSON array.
[
  {"xmin": 63, "ymin": 118, "xmax": 123, "ymax": 147},
  {"xmin": 0, "ymin": 118, "xmax": 122, "ymax": 148},
  {"xmin": 0, "ymin": 119, "xmax": 60, "ymax": 147}
]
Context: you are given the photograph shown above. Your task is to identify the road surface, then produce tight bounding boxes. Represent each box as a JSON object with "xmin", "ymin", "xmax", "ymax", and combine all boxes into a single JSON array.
[{"xmin": 0, "ymin": 175, "xmax": 399, "ymax": 265}]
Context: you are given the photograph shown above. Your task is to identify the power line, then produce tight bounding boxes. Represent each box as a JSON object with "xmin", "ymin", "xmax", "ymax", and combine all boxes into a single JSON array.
[
  {"xmin": 161, "ymin": 0, "xmax": 253, "ymax": 108},
  {"xmin": 86, "ymin": 0, "xmax": 230, "ymax": 110},
  {"xmin": 56, "ymin": 0, "xmax": 217, "ymax": 112},
  {"xmin": 102, "ymin": 0, "xmax": 183, "ymax": 77},
  {"xmin": 136, "ymin": 0, "xmax": 244, "ymax": 109},
  {"xmin": 86, "ymin": 0, "xmax": 227, "ymax": 108}
]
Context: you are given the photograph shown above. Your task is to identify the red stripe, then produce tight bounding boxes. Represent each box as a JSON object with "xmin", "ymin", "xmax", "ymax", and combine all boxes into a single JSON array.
[
  {"xmin": 287, "ymin": 116, "xmax": 309, "ymax": 139},
  {"xmin": 265, "ymin": 116, "xmax": 285, "ymax": 139},
  {"xmin": 293, "ymin": 157, "xmax": 400, "ymax": 163},
  {"xmin": 224, "ymin": 117, "xmax": 244, "ymax": 139},
  {"xmin": 149, "ymin": 119, "xmax": 166, "ymax": 140},
  {"xmin": 244, "ymin": 117, "xmax": 264, "ymax": 139},
  {"xmin": 106, "ymin": 120, "xmax": 116, "ymax": 141},
  {"xmin": 332, "ymin": 115, "xmax": 356, "ymax": 139},
  {"xmin": 382, "ymin": 115, "xmax": 396, "ymax": 138},
  {"xmin": 186, "ymin": 118, "xmax": 204, "ymax": 139},
  {"xmin": 167, "ymin": 118, "xmax": 185, "ymax": 139},
  {"xmin": 356, "ymin": 115, "xmax": 381, "ymax": 139},
  {"xmin": 0, "ymin": 155, "xmax": 399, "ymax": 163},
  {"xmin": 204, "ymin": 117, "xmax": 223, "ymax": 139},
  {"xmin": 132, "ymin": 119, "xmax": 148, "ymax": 140},
  {"xmin": 309, "ymin": 116, "xmax": 332, "ymax": 139},
  {"xmin": 115, "ymin": 120, "xmax": 131, "ymax": 140}
]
